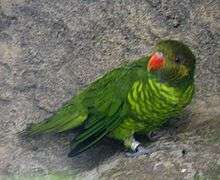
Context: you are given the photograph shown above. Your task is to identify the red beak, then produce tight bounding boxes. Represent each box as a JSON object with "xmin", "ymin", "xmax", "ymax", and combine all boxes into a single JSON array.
[{"xmin": 147, "ymin": 52, "xmax": 165, "ymax": 72}]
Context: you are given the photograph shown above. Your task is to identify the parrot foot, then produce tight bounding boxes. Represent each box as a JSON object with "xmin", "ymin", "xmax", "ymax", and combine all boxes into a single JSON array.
[
  {"xmin": 147, "ymin": 130, "xmax": 167, "ymax": 141},
  {"xmin": 126, "ymin": 145, "xmax": 152, "ymax": 157},
  {"xmin": 125, "ymin": 138, "xmax": 153, "ymax": 157}
]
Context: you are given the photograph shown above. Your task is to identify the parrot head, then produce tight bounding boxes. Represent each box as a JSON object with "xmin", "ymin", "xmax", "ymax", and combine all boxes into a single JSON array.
[{"xmin": 147, "ymin": 40, "xmax": 196, "ymax": 84}]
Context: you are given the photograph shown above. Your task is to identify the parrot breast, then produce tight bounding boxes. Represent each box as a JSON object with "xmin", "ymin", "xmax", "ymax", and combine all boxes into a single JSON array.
[{"xmin": 127, "ymin": 79, "xmax": 194, "ymax": 131}]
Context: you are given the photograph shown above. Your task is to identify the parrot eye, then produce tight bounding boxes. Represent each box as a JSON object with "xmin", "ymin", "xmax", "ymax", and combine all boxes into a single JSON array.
[{"xmin": 174, "ymin": 56, "xmax": 182, "ymax": 64}]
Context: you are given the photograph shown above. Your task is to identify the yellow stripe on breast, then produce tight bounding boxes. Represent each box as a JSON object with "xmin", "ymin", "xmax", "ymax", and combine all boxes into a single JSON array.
[
  {"xmin": 128, "ymin": 93, "xmax": 136, "ymax": 110},
  {"xmin": 132, "ymin": 81, "xmax": 140, "ymax": 101},
  {"xmin": 153, "ymin": 80, "xmax": 179, "ymax": 103},
  {"xmin": 137, "ymin": 82, "xmax": 143, "ymax": 92},
  {"xmin": 127, "ymin": 78, "xmax": 194, "ymax": 122}
]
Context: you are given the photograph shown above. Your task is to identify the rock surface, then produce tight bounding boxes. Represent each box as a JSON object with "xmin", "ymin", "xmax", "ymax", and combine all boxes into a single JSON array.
[{"xmin": 0, "ymin": 0, "xmax": 219, "ymax": 179}]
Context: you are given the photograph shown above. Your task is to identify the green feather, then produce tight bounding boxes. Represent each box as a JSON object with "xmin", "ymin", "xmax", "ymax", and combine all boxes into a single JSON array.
[{"xmin": 24, "ymin": 97, "xmax": 88, "ymax": 136}]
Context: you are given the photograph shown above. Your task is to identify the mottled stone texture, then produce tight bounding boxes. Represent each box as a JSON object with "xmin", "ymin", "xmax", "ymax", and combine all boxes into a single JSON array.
[{"xmin": 0, "ymin": 0, "xmax": 219, "ymax": 179}]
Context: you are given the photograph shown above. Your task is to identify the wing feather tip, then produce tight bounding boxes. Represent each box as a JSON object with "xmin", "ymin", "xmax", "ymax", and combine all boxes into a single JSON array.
[{"xmin": 68, "ymin": 150, "xmax": 79, "ymax": 157}]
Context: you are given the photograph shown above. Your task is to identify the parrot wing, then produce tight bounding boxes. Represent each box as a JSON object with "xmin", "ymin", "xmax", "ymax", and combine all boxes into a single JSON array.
[{"xmin": 68, "ymin": 58, "xmax": 147, "ymax": 156}]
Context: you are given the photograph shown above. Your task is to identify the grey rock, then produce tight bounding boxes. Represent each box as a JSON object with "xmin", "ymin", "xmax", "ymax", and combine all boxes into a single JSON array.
[{"xmin": 0, "ymin": 0, "xmax": 219, "ymax": 179}]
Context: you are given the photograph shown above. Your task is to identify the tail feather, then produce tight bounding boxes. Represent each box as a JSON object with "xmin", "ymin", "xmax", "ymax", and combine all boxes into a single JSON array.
[
  {"xmin": 26, "ymin": 113, "xmax": 87, "ymax": 136},
  {"xmin": 23, "ymin": 101, "xmax": 88, "ymax": 136}
]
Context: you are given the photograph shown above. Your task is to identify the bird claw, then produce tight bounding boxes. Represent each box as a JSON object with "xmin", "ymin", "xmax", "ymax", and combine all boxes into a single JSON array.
[
  {"xmin": 147, "ymin": 130, "xmax": 167, "ymax": 141},
  {"xmin": 126, "ymin": 145, "xmax": 153, "ymax": 157}
]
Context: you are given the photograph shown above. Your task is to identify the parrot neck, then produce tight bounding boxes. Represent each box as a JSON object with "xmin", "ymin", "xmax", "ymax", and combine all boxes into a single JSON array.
[{"xmin": 148, "ymin": 70, "xmax": 194, "ymax": 89}]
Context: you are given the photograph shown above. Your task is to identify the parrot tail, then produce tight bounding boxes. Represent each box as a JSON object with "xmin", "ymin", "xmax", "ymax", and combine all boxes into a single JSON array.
[{"xmin": 22, "ymin": 100, "xmax": 88, "ymax": 137}]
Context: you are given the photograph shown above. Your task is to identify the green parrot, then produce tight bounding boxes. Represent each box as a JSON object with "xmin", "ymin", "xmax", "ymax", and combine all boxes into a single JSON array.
[{"xmin": 24, "ymin": 40, "xmax": 196, "ymax": 157}]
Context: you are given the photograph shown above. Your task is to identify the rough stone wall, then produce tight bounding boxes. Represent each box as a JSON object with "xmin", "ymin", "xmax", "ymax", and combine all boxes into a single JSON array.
[{"xmin": 0, "ymin": 0, "xmax": 219, "ymax": 179}]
